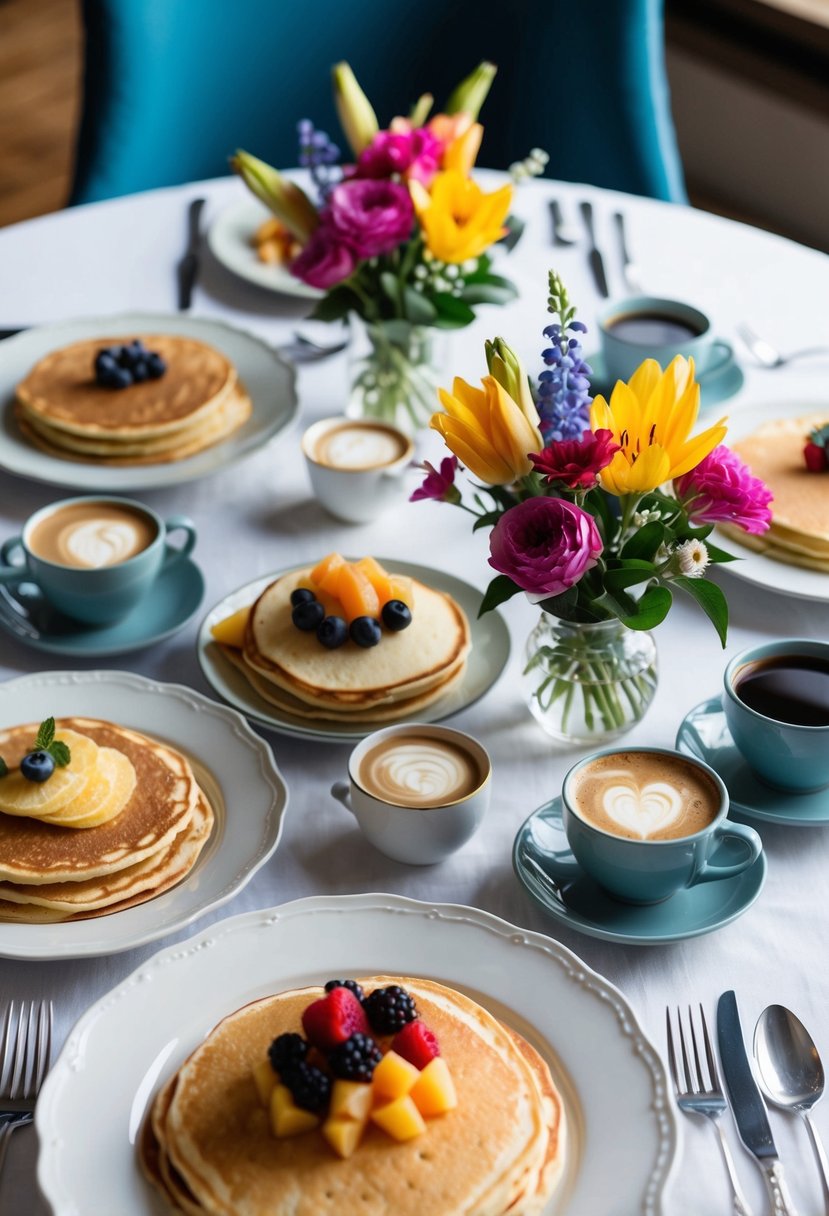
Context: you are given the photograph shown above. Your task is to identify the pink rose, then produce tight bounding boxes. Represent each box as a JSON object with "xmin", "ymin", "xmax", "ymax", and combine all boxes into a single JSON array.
[
  {"xmin": 291, "ymin": 225, "xmax": 355, "ymax": 289},
  {"xmin": 326, "ymin": 179, "xmax": 414, "ymax": 258},
  {"xmin": 674, "ymin": 445, "xmax": 773, "ymax": 534},
  {"xmin": 356, "ymin": 128, "xmax": 443, "ymax": 185},
  {"xmin": 489, "ymin": 497, "xmax": 603, "ymax": 596}
]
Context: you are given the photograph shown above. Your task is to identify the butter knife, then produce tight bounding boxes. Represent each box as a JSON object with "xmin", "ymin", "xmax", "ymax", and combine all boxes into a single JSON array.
[
  {"xmin": 177, "ymin": 197, "xmax": 206, "ymax": 311},
  {"xmin": 579, "ymin": 200, "xmax": 609, "ymax": 298},
  {"xmin": 717, "ymin": 991, "xmax": 799, "ymax": 1216}
]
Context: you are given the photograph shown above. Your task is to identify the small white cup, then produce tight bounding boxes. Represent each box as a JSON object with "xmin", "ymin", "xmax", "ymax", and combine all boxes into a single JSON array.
[
  {"xmin": 301, "ymin": 416, "xmax": 414, "ymax": 524},
  {"xmin": 331, "ymin": 723, "xmax": 491, "ymax": 865}
]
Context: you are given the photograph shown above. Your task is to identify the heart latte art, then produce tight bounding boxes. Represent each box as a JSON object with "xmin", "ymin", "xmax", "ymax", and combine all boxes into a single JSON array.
[
  {"xmin": 357, "ymin": 735, "xmax": 483, "ymax": 808},
  {"xmin": 29, "ymin": 501, "xmax": 156, "ymax": 569},
  {"xmin": 571, "ymin": 752, "xmax": 720, "ymax": 841}
]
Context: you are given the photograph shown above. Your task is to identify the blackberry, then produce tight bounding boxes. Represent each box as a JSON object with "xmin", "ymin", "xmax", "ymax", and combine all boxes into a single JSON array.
[
  {"xmin": 282, "ymin": 1061, "xmax": 331, "ymax": 1113},
  {"xmin": 328, "ymin": 1033, "xmax": 382, "ymax": 1082},
  {"xmin": 324, "ymin": 978, "xmax": 365, "ymax": 1003},
  {"xmin": 362, "ymin": 985, "xmax": 417, "ymax": 1035},
  {"xmin": 267, "ymin": 1032, "xmax": 308, "ymax": 1076}
]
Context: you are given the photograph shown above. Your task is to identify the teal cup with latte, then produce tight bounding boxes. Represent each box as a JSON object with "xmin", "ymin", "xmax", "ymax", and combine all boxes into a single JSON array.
[
  {"xmin": 0, "ymin": 496, "xmax": 196, "ymax": 626},
  {"xmin": 597, "ymin": 296, "xmax": 732, "ymax": 383},
  {"xmin": 561, "ymin": 746, "xmax": 762, "ymax": 904}
]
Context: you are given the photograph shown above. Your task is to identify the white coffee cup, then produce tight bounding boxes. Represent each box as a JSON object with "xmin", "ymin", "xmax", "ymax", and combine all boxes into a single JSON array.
[
  {"xmin": 302, "ymin": 416, "xmax": 414, "ymax": 523},
  {"xmin": 331, "ymin": 723, "xmax": 491, "ymax": 864}
]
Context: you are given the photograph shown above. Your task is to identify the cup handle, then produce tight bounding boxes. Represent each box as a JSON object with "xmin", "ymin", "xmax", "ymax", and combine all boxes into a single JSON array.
[
  {"xmin": 331, "ymin": 782, "xmax": 357, "ymax": 817},
  {"xmin": 704, "ymin": 340, "xmax": 734, "ymax": 376},
  {"xmin": 161, "ymin": 516, "xmax": 197, "ymax": 569},
  {"xmin": 694, "ymin": 821, "xmax": 762, "ymax": 884},
  {"xmin": 0, "ymin": 537, "xmax": 25, "ymax": 583}
]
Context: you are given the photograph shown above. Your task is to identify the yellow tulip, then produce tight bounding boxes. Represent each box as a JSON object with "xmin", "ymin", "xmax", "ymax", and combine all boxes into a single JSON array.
[
  {"xmin": 445, "ymin": 61, "xmax": 497, "ymax": 121},
  {"xmin": 231, "ymin": 151, "xmax": 318, "ymax": 243},
  {"xmin": 590, "ymin": 356, "xmax": 727, "ymax": 496},
  {"xmin": 443, "ymin": 122, "xmax": 483, "ymax": 175},
  {"xmin": 432, "ymin": 375, "xmax": 542, "ymax": 486},
  {"xmin": 411, "ymin": 171, "xmax": 512, "ymax": 264}
]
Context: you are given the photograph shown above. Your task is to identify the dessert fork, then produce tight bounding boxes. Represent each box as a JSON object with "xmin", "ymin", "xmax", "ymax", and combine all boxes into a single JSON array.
[
  {"xmin": 666, "ymin": 1004, "xmax": 754, "ymax": 1216},
  {"xmin": 737, "ymin": 323, "xmax": 829, "ymax": 369},
  {"xmin": 0, "ymin": 1001, "xmax": 53, "ymax": 1182}
]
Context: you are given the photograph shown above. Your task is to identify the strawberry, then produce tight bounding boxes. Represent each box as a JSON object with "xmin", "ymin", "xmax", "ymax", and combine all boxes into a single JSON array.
[
  {"xmin": 391, "ymin": 1020, "xmax": 440, "ymax": 1069},
  {"xmin": 302, "ymin": 988, "xmax": 368, "ymax": 1051},
  {"xmin": 804, "ymin": 440, "xmax": 828, "ymax": 473}
]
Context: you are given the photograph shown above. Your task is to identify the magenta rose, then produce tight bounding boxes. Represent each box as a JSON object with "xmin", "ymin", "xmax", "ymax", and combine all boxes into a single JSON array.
[
  {"xmin": 674, "ymin": 445, "xmax": 773, "ymax": 534},
  {"xmin": 356, "ymin": 128, "xmax": 443, "ymax": 185},
  {"xmin": 291, "ymin": 225, "xmax": 355, "ymax": 289},
  {"xmin": 326, "ymin": 179, "xmax": 414, "ymax": 258},
  {"xmin": 489, "ymin": 497, "xmax": 603, "ymax": 596}
]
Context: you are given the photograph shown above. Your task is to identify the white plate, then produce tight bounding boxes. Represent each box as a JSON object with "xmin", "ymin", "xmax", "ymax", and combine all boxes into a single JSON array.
[
  {"xmin": 197, "ymin": 559, "xmax": 512, "ymax": 741},
  {"xmin": 208, "ymin": 197, "xmax": 323, "ymax": 299},
  {"xmin": 0, "ymin": 670, "xmax": 287, "ymax": 960},
  {"xmin": 0, "ymin": 313, "xmax": 298, "ymax": 491},
  {"xmin": 718, "ymin": 397, "xmax": 829, "ymax": 601},
  {"xmin": 36, "ymin": 893, "xmax": 678, "ymax": 1216}
]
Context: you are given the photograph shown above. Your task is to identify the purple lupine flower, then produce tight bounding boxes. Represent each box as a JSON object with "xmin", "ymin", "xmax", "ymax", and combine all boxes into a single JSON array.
[
  {"xmin": 536, "ymin": 319, "xmax": 593, "ymax": 443},
  {"xmin": 297, "ymin": 120, "xmax": 342, "ymax": 203}
]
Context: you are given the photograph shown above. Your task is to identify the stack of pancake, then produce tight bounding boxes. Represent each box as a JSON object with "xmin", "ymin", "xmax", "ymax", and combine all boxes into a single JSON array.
[
  {"xmin": 218, "ymin": 569, "xmax": 471, "ymax": 725},
  {"xmin": 15, "ymin": 334, "xmax": 252, "ymax": 465},
  {"xmin": 723, "ymin": 413, "xmax": 829, "ymax": 570},
  {"xmin": 141, "ymin": 976, "xmax": 566, "ymax": 1216},
  {"xmin": 0, "ymin": 718, "xmax": 213, "ymax": 922}
]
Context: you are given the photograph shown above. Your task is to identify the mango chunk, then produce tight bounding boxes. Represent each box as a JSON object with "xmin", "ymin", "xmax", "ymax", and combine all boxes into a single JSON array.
[
  {"xmin": 355, "ymin": 556, "xmax": 393, "ymax": 603},
  {"xmin": 270, "ymin": 1084, "xmax": 320, "ymax": 1138},
  {"xmin": 210, "ymin": 605, "xmax": 251, "ymax": 649},
  {"xmin": 410, "ymin": 1057, "xmax": 457, "ymax": 1117},
  {"xmin": 371, "ymin": 1094, "xmax": 427, "ymax": 1142},
  {"xmin": 387, "ymin": 576, "xmax": 414, "ymax": 609},
  {"xmin": 335, "ymin": 563, "xmax": 380, "ymax": 623},
  {"xmin": 329, "ymin": 1079, "xmax": 374, "ymax": 1123},
  {"xmin": 323, "ymin": 1115, "xmax": 366, "ymax": 1159},
  {"xmin": 253, "ymin": 1059, "xmax": 277, "ymax": 1107},
  {"xmin": 372, "ymin": 1051, "xmax": 420, "ymax": 1101},
  {"xmin": 311, "ymin": 553, "xmax": 346, "ymax": 594}
]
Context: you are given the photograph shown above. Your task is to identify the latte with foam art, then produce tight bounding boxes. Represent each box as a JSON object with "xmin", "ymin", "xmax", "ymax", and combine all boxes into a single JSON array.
[
  {"xmin": 357, "ymin": 734, "xmax": 484, "ymax": 808},
  {"xmin": 312, "ymin": 422, "xmax": 409, "ymax": 470},
  {"xmin": 571, "ymin": 751, "xmax": 720, "ymax": 841},
  {"xmin": 29, "ymin": 501, "xmax": 156, "ymax": 569}
]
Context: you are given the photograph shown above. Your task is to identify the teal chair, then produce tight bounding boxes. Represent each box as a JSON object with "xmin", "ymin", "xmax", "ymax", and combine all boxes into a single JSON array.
[{"xmin": 70, "ymin": 0, "xmax": 686, "ymax": 206}]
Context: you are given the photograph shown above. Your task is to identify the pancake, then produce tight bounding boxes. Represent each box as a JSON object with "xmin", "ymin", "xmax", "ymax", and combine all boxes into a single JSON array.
[
  {"xmin": 0, "ymin": 718, "xmax": 197, "ymax": 884},
  {"xmin": 244, "ymin": 571, "xmax": 470, "ymax": 710},
  {"xmin": 142, "ymin": 977, "xmax": 564, "ymax": 1216}
]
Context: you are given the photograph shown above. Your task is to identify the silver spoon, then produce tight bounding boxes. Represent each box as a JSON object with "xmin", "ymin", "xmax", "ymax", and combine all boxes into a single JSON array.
[
  {"xmin": 738, "ymin": 324, "xmax": 829, "ymax": 369},
  {"xmin": 548, "ymin": 199, "xmax": 580, "ymax": 247},
  {"xmin": 754, "ymin": 1004, "xmax": 829, "ymax": 1213}
]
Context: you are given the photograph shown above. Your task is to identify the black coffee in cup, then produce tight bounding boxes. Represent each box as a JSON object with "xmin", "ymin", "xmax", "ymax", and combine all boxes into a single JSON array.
[
  {"xmin": 734, "ymin": 655, "xmax": 829, "ymax": 727},
  {"xmin": 605, "ymin": 312, "xmax": 705, "ymax": 346}
]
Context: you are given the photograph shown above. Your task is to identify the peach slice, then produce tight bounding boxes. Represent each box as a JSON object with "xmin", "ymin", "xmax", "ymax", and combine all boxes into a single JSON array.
[
  {"xmin": 311, "ymin": 553, "xmax": 346, "ymax": 594},
  {"xmin": 334, "ymin": 563, "xmax": 380, "ymax": 623},
  {"xmin": 252, "ymin": 1059, "xmax": 277, "ymax": 1107},
  {"xmin": 410, "ymin": 1057, "xmax": 457, "ymax": 1117},
  {"xmin": 371, "ymin": 1094, "xmax": 427, "ymax": 1141},
  {"xmin": 270, "ymin": 1085, "xmax": 320, "ymax": 1138},
  {"xmin": 387, "ymin": 575, "xmax": 414, "ymax": 609},
  {"xmin": 210, "ymin": 605, "xmax": 251, "ymax": 649},
  {"xmin": 372, "ymin": 1050, "xmax": 420, "ymax": 1101},
  {"xmin": 323, "ymin": 1117, "xmax": 365, "ymax": 1159}
]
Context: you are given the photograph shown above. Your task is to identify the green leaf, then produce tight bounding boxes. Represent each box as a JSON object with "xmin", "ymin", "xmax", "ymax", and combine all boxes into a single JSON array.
[
  {"xmin": 472, "ymin": 509, "xmax": 504, "ymax": 531},
  {"xmin": 499, "ymin": 214, "xmax": 525, "ymax": 252},
  {"xmin": 48, "ymin": 740, "xmax": 71, "ymax": 768},
  {"xmin": 307, "ymin": 287, "xmax": 359, "ymax": 323},
  {"xmin": 460, "ymin": 282, "xmax": 517, "ymax": 307},
  {"xmin": 620, "ymin": 521, "xmax": 665, "ymax": 561},
  {"xmin": 536, "ymin": 586, "xmax": 581, "ymax": 621},
  {"xmin": 429, "ymin": 293, "xmax": 476, "ymax": 329},
  {"xmin": 402, "ymin": 287, "xmax": 438, "ymax": 325},
  {"xmin": 673, "ymin": 576, "xmax": 729, "ymax": 647},
  {"xmin": 380, "ymin": 272, "xmax": 401, "ymax": 305},
  {"xmin": 0, "ymin": 757, "xmax": 6, "ymax": 778},
  {"xmin": 597, "ymin": 584, "xmax": 673, "ymax": 630},
  {"xmin": 604, "ymin": 561, "xmax": 657, "ymax": 592},
  {"xmin": 478, "ymin": 575, "xmax": 522, "ymax": 617},
  {"xmin": 35, "ymin": 717, "xmax": 55, "ymax": 750},
  {"xmin": 704, "ymin": 541, "xmax": 739, "ymax": 564}
]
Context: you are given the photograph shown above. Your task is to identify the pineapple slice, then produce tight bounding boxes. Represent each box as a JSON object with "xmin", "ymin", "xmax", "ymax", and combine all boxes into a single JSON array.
[
  {"xmin": 270, "ymin": 1084, "xmax": 320, "ymax": 1138},
  {"xmin": 252, "ymin": 1059, "xmax": 277, "ymax": 1107},
  {"xmin": 371, "ymin": 1094, "xmax": 427, "ymax": 1142},
  {"xmin": 210, "ymin": 605, "xmax": 251, "ymax": 649},
  {"xmin": 410, "ymin": 1057, "xmax": 457, "ymax": 1117},
  {"xmin": 372, "ymin": 1051, "xmax": 420, "ymax": 1101}
]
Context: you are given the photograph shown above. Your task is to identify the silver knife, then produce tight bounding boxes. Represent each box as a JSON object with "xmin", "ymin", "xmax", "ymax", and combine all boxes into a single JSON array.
[
  {"xmin": 717, "ymin": 991, "xmax": 799, "ymax": 1215},
  {"xmin": 177, "ymin": 197, "xmax": 206, "ymax": 311},
  {"xmin": 579, "ymin": 200, "xmax": 609, "ymax": 298}
]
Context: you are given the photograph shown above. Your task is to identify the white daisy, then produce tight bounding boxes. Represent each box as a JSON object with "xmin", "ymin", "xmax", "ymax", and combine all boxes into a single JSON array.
[{"xmin": 675, "ymin": 539, "xmax": 710, "ymax": 578}]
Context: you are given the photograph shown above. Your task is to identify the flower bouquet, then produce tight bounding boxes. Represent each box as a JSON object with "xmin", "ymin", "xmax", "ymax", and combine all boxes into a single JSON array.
[
  {"xmin": 414, "ymin": 272, "xmax": 773, "ymax": 744},
  {"xmin": 232, "ymin": 62, "xmax": 534, "ymax": 430}
]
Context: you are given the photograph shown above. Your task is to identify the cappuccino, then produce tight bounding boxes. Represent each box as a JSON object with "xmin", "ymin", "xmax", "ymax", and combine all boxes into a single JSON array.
[
  {"xmin": 571, "ymin": 751, "xmax": 719, "ymax": 841},
  {"xmin": 357, "ymin": 733, "xmax": 484, "ymax": 809},
  {"xmin": 29, "ymin": 501, "xmax": 156, "ymax": 569},
  {"xmin": 312, "ymin": 422, "xmax": 409, "ymax": 471}
]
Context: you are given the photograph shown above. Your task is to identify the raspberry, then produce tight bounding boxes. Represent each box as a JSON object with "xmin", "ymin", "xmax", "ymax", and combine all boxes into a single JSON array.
[
  {"xmin": 328, "ymin": 1033, "xmax": 382, "ymax": 1082},
  {"xmin": 804, "ymin": 440, "xmax": 828, "ymax": 473},
  {"xmin": 391, "ymin": 1020, "xmax": 441, "ymax": 1069},
  {"xmin": 267, "ymin": 1032, "xmax": 308, "ymax": 1076},
  {"xmin": 282, "ymin": 1061, "xmax": 331, "ymax": 1113},
  {"xmin": 362, "ymin": 985, "xmax": 417, "ymax": 1035},
  {"xmin": 324, "ymin": 978, "xmax": 365, "ymax": 1003},
  {"xmin": 302, "ymin": 987, "xmax": 369, "ymax": 1051}
]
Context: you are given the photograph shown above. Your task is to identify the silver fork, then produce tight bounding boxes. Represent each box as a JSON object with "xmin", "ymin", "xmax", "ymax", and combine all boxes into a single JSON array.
[
  {"xmin": 667, "ymin": 1004, "xmax": 755, "ymax": 1216},
  {"xmin": 737, "ymin": 323, "xmax": 829, "ymax": 369},
  {"xmin": 0, "ymin": 1001, "xmax": 53, "ymax": 1182}
]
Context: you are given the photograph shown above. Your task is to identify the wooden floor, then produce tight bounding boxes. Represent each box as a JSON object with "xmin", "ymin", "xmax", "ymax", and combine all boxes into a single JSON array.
[{"xmin": 0, "ymin": 0, "xmax": 82, "ymax": 229}]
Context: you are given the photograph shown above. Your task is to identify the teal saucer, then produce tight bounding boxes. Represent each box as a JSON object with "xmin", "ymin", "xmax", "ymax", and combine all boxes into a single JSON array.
[
  {"xmin": 677, "ymin": 696, "xmax": 829, "ymax": 826},
  {"xmin": 587, "ymin": 344, "xmax": 744, "ymax": 411},
  {"xmin": 0, "ymin": 557, "xmax": 204, "ymax": 657},
  {"xmin": 512, "ymin": 796, "xmax": 767, "ymax": 945}
]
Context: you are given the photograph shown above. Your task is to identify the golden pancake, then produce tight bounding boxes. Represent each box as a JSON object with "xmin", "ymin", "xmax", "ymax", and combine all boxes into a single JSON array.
[
  {"xmin": 244, "ymin": 571, "xmax": 470, "ymax": 709},
  {"xmin": 143, "ymin": 977, "xmax": 564, "ymax": 1216},
  {"xmin": 0, "ymin": 719, "xmax": 197, "ymax": 884},
  {"xmin": 720, "ymin": 526, "xmax": 829, "ymax": 572}
]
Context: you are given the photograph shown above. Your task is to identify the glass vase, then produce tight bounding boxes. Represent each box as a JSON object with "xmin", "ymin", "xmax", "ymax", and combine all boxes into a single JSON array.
[
  {"xmin": 522, "ymin": 614, "xmax": 658, "ymax": 746},
  {"xmin": 347, "ymin": 317, "xmax": 445, "ymax": 434}
]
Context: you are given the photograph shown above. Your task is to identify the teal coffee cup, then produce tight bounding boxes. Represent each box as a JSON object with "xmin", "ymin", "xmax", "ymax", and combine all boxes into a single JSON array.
[
  {"xmin": 598, "ymin": 295, "xmax": 732, "ymax": 383},
  {"xmin": 723, "ymin": 640, "xmax": 829, "ymax": 793},
  {"xmin": 0, "ymin": 496, "xmax": 196, "ymax": 626},
  {"xmin": 561, "ymin": 746, "xmax": 762, "ymax": 904}
]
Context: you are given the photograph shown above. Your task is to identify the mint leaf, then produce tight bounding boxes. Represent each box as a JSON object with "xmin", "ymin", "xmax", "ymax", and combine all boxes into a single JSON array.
[
  {"xmin": 35, "ymin": 717, "xmax": 55, "ymax": 750},
  {"xmin": 48, "ymin": 740, "xmax": 71, "ymax": 768},
  {"xmin": 0, "ymin": 757, "xmax": 7, "ymax": 778}
]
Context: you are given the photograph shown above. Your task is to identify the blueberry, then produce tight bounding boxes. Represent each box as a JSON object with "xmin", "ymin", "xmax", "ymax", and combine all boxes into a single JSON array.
[
  {"xmin": 115, "ymin": 346, "xmax": 133, "ymax": 368},
  {"xmin": 290, "ymin": 588, "xmax": 317, "ymax": 607},
  {"xmin": 349, "ymin": 616, "xmax": 382, "ymax": 648},
  {"xmin": 292, "ymin": 600, "xmax": 325, "ymax": 631},
  {"xmin": 317, "ymin": 615, "xmax": 348, "ymax": 649},
  {"xmin": 20, "ymin": 750, "xmax": 55, "ymax": 783},
  {"xmin": 381, "ymin": 600, "xmax": 412, "ymax": 631},
  {"xmin": 131, "ymin": 360, "xmax": 149, "ymax": 383},
  {"xmin": 100, "ymin": 367, "xmax": 133, "ymax": 389},
  {"xmin": 94, "ymin": 351, "xmax": 116, "ymax": 373},
  {"xmin": 146, "ymin": 353, "xmax": 166, "ymax": 379}
]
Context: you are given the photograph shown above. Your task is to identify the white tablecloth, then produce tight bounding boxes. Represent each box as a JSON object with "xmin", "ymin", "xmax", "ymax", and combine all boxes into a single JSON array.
[{"xmin": 0, "ymin": 174, "xmax": 828, "ymax": 1216}]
